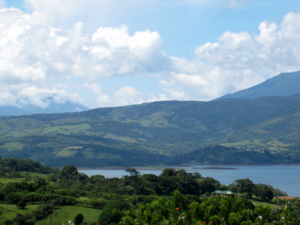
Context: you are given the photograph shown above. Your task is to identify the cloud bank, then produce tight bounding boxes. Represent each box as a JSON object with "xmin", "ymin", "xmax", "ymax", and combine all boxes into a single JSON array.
[{"xmin": 0, "ymin": 4, "xmax": 299, "ymax": 108}]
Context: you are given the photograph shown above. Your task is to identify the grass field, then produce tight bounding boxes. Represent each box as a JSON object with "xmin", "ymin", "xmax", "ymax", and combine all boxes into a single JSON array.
[
  {"xmin": 42, "ymin": 124, "xmax": 91, "ymax": 135},
  {"xmin": 250, "ymin": 200, "xmax": 282, "ymax": 210},
  {"xmin": 0, "ymin": 142, "xmax": 24, "ymax": 151},
  {"xmin": 0, "ymin": 203, "xmax": 41, "ymax": 224},
  {"xmin": 0, "ymin": 177, "xmax": 28, "ymax": 184},
  {"xmin": 103, "ymin": 133, "xmax": 137, "ymax": 143},
  {"xmin": 0, "ymin": 204, "xmax": 101, "ymax": 225},
  {"xmin": 35, "ymin": 205, "xmax": 101, "ymax": 225}
]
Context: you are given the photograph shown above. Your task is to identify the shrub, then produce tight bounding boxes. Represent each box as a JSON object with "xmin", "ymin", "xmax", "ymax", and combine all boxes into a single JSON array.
[
  {"xmin": 74, "ymin": 213, "xmax": 84, "ymax": 225},
  {"xmin": 17, "ymin": 200, "xmax": 27, "ymax": 209}
]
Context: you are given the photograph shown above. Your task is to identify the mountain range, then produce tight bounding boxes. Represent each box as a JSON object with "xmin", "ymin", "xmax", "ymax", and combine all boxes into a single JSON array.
[
  {"xmin": 0, "ymin": 70, "xmax": 300, "ymax": 167},
  {"xmin": 0, "ymin": 97, "xmax": 88, "ymax": 116},
  {"xmin": 218, "ymin": 70, "xmax": 300, "ymax": 100}
]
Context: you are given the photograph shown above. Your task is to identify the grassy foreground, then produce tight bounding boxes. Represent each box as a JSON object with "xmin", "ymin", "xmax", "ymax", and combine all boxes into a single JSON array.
[
  {"xmin": 35, "ymin": 206, "xmax": 101, "ymax": 225},
  {"xmin": 0, "ymin": 204, "xmax": 101, "ymax": 225}
]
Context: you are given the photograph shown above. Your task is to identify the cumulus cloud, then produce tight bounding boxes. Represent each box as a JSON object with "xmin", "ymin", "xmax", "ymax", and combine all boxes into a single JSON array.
[
  {"xmin": 0, "ymin": 7, "xmax": 166, "ymax": 108},
  {"xmin": 0, "ymin": 4, "xmax": 300, "ymax": 109},
  {"xmin": 17, "ymin": 86, "xmax": 81, "ymax": 108},
  {"xmin": 24, "ymin": 0, "xmax": 156, "ymax": 27},
  {"xmin": 114, "ymin": 86, "xmax": 143, "ymax": 106},
  {"xmin": 164, "ymin": 11, "xmax": 300, "ymax": 100}
]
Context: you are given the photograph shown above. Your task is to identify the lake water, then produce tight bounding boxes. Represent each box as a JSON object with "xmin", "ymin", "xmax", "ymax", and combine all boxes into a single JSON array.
[{"xmin": 79, "ymin": 165, "xmax": 300, "ymax": 197}]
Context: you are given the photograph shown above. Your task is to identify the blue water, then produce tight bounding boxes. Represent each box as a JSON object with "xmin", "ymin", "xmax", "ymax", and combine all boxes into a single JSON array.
[{"xmin": 79, "ymin": 165, "xmax": 300, "ymax": 197}]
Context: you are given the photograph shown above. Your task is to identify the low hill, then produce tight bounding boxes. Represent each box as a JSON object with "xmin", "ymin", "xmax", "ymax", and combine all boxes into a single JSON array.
[
  {"xmin": 1, "ymin": 94, "xmax": 300, "ymax": 166},
  {"xmin": 218, "ymin": 70, "xmax": 300, "ymax": 100}
]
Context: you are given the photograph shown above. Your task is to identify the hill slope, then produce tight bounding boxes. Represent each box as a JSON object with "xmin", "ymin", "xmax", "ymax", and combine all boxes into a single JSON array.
[
  {"xmin": 1, "ymin": 94, "xmax": 300, "ymax": 166},
  {"xmin": 218, "ymin": 70, "xmax": 300, "ymax": 100}
]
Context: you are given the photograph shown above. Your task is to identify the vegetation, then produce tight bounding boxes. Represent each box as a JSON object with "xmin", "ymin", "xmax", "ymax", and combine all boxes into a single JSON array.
[
  {"xmin": 1, "ymin": 95, "xmax": 300, "ymax": 167},
  {"xmin": 0, "ymin": 157, "xmax": 299, "ymax": 224}
]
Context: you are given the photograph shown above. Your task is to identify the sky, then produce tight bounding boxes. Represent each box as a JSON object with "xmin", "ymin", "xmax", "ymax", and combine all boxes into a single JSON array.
[{"xmin": 0, "ymin": 0, "xmax": 300, "ymax": 109}]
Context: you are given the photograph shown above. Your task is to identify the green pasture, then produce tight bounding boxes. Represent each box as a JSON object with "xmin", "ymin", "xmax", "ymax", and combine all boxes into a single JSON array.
[
  {"xmin": 0, "ymin": 177, "xmax": 28, "ymax": 184},
  {"xmin": 35, "ymin": 205, "xmax": 101, "ymax": 225},
  {"xmin": 0, "ymin": 142, "xmax": 24, "ymax": 151},
  {"xmin": 42, "ymin": 123, "xmax": 91, "ymax": 135},
  {"xmin": 139, "ymin": 112, "xmax": 169, "ymax": 127},
  {"xmin": 0, "ymin": 204, "xmax": 101, "ymax": 225},
  {"xmin": 55, "ymin": 146, "xmax": 83, "ymax": 157},
  {"xmin": 103, "ymin": 133, "xmax": 137, "ymax": 143},
  {"xmin": 0, "ymin": 203, "xmax": 41, "ymax": 224},
  {"xmin": 221, "ymin": 138, "xmax": 291, "ymax": 152},
  {"xmin": 250, "ymin": 200, "xmax": 281, "ymax": 210}
]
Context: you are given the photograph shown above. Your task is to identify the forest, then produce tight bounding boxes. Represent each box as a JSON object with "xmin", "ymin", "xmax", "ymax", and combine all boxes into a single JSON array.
[{"xmin": 0, "ymin": 157, "xmax": 299, "ymax": 224}]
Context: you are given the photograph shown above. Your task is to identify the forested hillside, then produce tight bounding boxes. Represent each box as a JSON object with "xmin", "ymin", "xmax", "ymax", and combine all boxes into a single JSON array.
[{"xmin": 1, "ymin": 94, "xmax": 300, "ymax": 166}]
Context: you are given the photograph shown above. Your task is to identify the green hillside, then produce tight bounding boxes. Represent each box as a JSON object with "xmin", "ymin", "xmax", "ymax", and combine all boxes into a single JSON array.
[{"xmin": 1, "ymin": 94, "xmax": 300, "ymax": 166}]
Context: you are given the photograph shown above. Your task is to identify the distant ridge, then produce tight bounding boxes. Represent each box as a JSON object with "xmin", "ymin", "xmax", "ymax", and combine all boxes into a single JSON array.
[
  {"xmin": 218, "ymin": 70, "xmax": 300, "ymax": 100},
  {"xmin": 0, "ymin": 100, "xmax": 88, "ymax": 116}
]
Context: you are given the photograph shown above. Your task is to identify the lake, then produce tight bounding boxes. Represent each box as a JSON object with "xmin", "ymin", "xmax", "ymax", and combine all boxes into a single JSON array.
[{"xmin": 79, "ymin": 165, "xmax": 300, "ymax": 197}]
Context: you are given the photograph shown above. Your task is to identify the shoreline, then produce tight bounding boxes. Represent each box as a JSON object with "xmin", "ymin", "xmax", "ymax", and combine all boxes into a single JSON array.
[{"xmin": 76, "ymin": 163, "xmax": 300, "ymax": 170}]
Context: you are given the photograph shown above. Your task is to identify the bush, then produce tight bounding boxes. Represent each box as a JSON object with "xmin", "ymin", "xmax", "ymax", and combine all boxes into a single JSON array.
[
  {"xmin": 99, "ymin": 200, "xmax": 124, "ymax": 225},
  {"xmin": 17, "ymin": 200, "xmax": 27, "ymax": 209},
  {"xmin": 74, "ymin": 213, "xmax": 84, "ymax": 225},
  {"xmin": 4, "ymin": 219, "xmax": 13, "ymax": 225}
]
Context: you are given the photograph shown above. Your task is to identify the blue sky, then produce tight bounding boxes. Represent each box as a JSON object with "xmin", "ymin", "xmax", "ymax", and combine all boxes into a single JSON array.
[{"xmin": 0, "ymin": 0, "xmax": 300, "ymax": 109}]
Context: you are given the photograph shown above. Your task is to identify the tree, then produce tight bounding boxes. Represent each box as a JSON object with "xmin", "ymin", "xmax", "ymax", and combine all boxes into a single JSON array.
[
  {"xmin": 125, "ymin": 168, "xmax": 140, "ymax": 177},
  {"xmin": 99, "ymin": 200, "xmax": 124, "ymax": 225},
  {"xmin": 230, "ymin": 179, "xmax": 255, "ymax": 198},
  {"xmin": 17, "ymin": 200, "xmax": 27, "ymax": 209},
  {"xmin": 254, "ymin": 185, "xmax": 273, "ymax": 201},
  {"xmin": 59, "ymin": 165, "xmax": 78, "ymax": 180},
  {"xmin": 74, "ymin": 213, "xmax": 84, "ymax": 225}
]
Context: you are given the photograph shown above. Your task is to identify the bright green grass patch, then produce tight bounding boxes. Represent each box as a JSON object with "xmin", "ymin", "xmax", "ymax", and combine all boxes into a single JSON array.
[
  {"xmin": 0, "ymin": 178, "xmax": 28, "ymax": 184},
  {"xmin": 0, "ymin": 142, "xmax": 24, "ymax": 151},
  {"xmin": 3, "ymin": 130, "xmax": 29, "ymax": 137},
  {"xmin": 221, "ymin": 139, "xmax": 266, "ymax": 149},
  {"xmin": 103, "ymin": 133, "xmax": 137, "ymax": 143},
  {"xmin": 55, "ymin": 146, "xmax": 82, "ymax": 157},
  {"xmin": 250, "ymin": 200, "xmax": 281, "ymax": 210},
  {"xmin": 37, "ymin": 142, "xmax": 61, "ymax": 148},
  {"xmin": 35, "ymin": 205, "xmax": 101, "ymax": 225},
  {"xmin": 42, "ymin": 123, "xmax": 91, "ymax": 135},
  {"xmin": 64, "ymin": 146, "xmax": 83, "ymax": 150},
  {"xmin": 20, "ymin": 172, "xmax": 48, "ymax": 179},
  {"xmin": 83, "ymin": 150, "xmax": 122, "ymax": 159},
  {"xmin": 266, "ymin": 139, "xmax": 290, "ymax": 148},
  {"xmin": 139, "ymin": 112, "xmax": 169, "ymax": 127},
  {"xmin": 0, "ymin": 203, "xmax": 41, "ymax": 224},
  {"xmin": 0, "ymin": 128, "xmax": 10, "ymax": 136}
]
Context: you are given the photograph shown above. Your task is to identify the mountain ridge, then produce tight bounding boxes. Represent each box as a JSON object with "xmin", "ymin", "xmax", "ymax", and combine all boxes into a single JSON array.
[{"xmin": 218, "ymin": 70, "xmax": 300, "ymax": 100}]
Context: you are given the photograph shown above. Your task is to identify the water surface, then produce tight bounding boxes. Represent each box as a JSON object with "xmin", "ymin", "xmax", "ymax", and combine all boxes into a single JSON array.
[{"xmin": 79, "ymin": 165, "xmax": 300, "ymax": 197}]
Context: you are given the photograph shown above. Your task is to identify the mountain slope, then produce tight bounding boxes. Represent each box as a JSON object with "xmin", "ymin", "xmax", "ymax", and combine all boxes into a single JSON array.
[
  {"xmin": 1, "ymin": 94, "xmax": 300, "ymax": 166},
  {"xmin": 218, "ymin": 70, "xmax": 300, "ymax": 100}
]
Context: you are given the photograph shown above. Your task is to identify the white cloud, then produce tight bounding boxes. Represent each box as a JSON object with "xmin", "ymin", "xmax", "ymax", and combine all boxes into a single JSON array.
[
  {"xmin": 17, "ymin": 86, "xmax": 81, "ymax": 108},
  {"xmin": 24, "ymin": 0, "xmax": 156, "ymax": 27},
  {"xmin": 0, "ymin": 0, "xmax": 5, "ymax": 9},
  {"xmin": 114, "ymin": 86, "xmax": 143, "ymax": 106},
  {"xmin": 226, "ymin": 0, "xmax": 251, "ymax": 9},
  {"xmin": 153, "ymin": 11, "xmax": 300, "ymax": 101},
  {"xmin": 0, "ymin": 5, "xmax": 300, "ymax": 109},
  {"xmin": 0, "ymin": 7, "xmax": 166, "ymax": 107}
]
